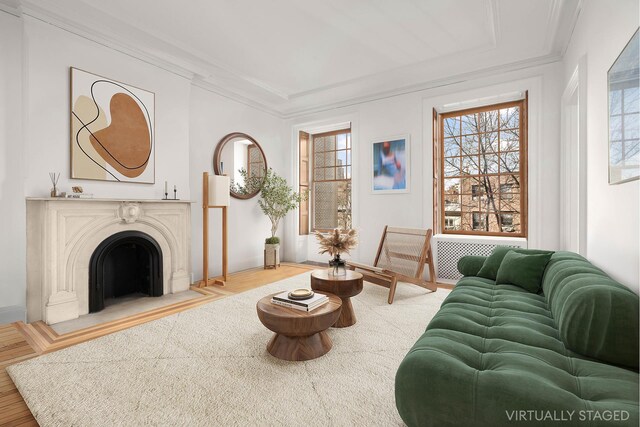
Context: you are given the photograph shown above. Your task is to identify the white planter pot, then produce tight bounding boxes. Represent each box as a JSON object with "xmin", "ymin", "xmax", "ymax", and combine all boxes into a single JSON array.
[{"xmin": 264, "ymin": 243, "xmax": 280, "ymax": 269}]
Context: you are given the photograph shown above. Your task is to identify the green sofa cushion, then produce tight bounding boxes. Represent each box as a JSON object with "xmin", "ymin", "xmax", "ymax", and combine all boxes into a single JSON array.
[
  {"xmin": 457, "ymin": 255, "xmax": 486, "ymax": 277},
  {"xmin": 477, "ymin": 247, "xmax": 553, "ymax": 280},
  {"xmin": 395, "ymin": 276, "xmax": 639, "ymax": 427},
  {"xmin": 495, "ymin": 250, "xmax": 552, "ymax": 293},
  {"xmin": 542, "ymin": 252, "xmax": 639, "ymax": 370}
]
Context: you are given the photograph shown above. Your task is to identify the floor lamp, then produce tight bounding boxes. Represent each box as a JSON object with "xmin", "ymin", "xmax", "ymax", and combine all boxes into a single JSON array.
[{"xmin": 201, "ymin": 172, "xmax": 230, "ymax": 287}]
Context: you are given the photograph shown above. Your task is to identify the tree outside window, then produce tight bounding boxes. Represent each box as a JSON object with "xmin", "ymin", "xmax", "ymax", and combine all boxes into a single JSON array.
[{"xmin": 438, "ymin": 98, "xmax": 527, "ymax": 236}]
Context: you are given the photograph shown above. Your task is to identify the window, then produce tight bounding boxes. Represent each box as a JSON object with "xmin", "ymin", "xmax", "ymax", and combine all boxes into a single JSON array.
[
  {"xmin": 436, "ymin": 98, "xmax": 527, "ymax": 236},
  {"xmin": 472, "ymin": 212, "xmax": 485, "ymax": 230},
  {"xmin": 500, "ymin": 213, "xmax": 514, "ymax": 227},
  {"xmin": 299, "ymin": 129, "xmax": 352, "ymax": 233}
]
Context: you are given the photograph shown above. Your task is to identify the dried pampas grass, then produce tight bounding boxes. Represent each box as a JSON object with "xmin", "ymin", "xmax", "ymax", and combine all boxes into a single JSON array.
[{"xmin": 315, "ymin": 228, "xmax": 358, "ymax": 256}]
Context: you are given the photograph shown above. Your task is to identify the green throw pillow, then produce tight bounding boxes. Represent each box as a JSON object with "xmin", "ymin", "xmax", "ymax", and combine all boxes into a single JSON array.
[
  {"xmin": 477, "ymin": 246, "xmax": 553, "ymax": 280},
  {"xmin": 495, "ymin": 250, "xmax": 553, "ymax": 293}
]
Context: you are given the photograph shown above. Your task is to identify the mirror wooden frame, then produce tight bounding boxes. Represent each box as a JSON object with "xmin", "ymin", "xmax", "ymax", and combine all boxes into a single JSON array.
[{"xmin": 213, "ymin": 132, "xmax": 267, "ymax": 200}]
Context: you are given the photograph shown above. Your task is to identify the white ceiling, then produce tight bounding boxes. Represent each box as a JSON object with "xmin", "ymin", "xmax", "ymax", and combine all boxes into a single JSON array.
[{"xmin": 3, "ymin": 0, "xmax": 581, "ymax": 116}]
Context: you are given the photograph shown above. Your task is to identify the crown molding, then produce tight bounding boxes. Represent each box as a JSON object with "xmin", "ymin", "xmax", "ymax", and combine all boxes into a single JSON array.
[
  {"xmin": 0, "ymin": 0, "xmax": 21, "ymax": 16},
  {"xmin": 279, "ymin": 52, "xmax": 563, "ymax": 119},
  {"xmin": 4, "ymin": 0, "xmax": 581, "ymax": 119}
]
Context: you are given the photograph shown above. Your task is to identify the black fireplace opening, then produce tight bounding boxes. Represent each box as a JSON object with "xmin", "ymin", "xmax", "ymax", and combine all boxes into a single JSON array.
[{"xmin": 89, "ymin": 231, "xmax": 163, "ymax": 313}]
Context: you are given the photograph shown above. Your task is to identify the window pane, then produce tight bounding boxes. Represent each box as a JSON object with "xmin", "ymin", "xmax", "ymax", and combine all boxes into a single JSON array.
[
  {"xmin": 444, "ymin": 137, "xmax": 460, "ymax": 156},
  {"xmin": 461, "ymin": 135, "xmax": 479, "ymax": 155},
  {"xmin": 444, "ymin": 178, "xmax": 460, "ymax": 195},
  {"xmin": 500, "ymin": 129, "xmax": 519, "ymax": 151},
  {"xmin": 337, "ymin": 150, "xmax": 347, "ymax": 166},
  {"xmin": 314, "ymin": 168, "xmax": 324, "ymax": 181},
  {"xmin": 325, "ymin": 152, "xmax": 336, "ymax": 167},
  {"xmin": 481, "ymin": 132, "xmax": 499, "ymax": 153},
  {"xmin": 500, "ymin": 107, "xmax": 519, "ymax": 129},
  {"xmin": 444, "ymin": 157, "xmax": 460, "ymax": 177},
  {"xmin": 480, "ymin": 154, "xmax": 499, "ymax": 174},
  {"xmin": 314, "ymin": 137, "xmax": 325, "ymax": 152},
  {"xmin": 461, "ymin": 114, "xmax": 477, "ymax": 135},
  {"xmin": 337, "ymin": 133, "xmax": 347, "ymax": 150},
  {"xmin": 461, "ymin": 156, "xmax": 479, "ymax": 175},
  {"xmin": 325, "ymin": 136, "xmax": 336, "ymax": 151},
  {"xmin": 444, "ymin": 117, "xmax": 460, "ymax": 137},
  {"xmin": 347, "ymin": 134, "xmax": 351, "ymax": 148},
  {"xmin": 479, "ymin": 110, "xmax": 499, "ymax": 133},
  {"xmin": 500, "ymin": 152, "xmax": 520, "ymax": 173},
  {"xmin": 336, "ymin": 166, "xmax": 347, "ymax": 179},
  {"xmin": 315, "ymin": 151, "xmax": 327, "ymax": 167},
  {"xmin": 324, "ymin": 167, "xmax": 335, "ymax": 180},
  {"xmin": 313, "ymin": 181, "xmax": 351, "ymax": 229}
]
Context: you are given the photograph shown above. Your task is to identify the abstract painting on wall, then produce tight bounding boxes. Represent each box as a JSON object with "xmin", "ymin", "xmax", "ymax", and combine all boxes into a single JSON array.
[
  {"xmin": 71, "ymin": 68, "xmax": 155, "ymax": 183},
  {"xmin": 372, "ymin": 135, "xmax": 409, "ymax": 193}
]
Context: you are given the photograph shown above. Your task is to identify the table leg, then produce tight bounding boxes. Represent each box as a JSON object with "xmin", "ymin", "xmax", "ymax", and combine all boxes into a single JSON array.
[
  {"xmin": 266, "ymin": 331, "xmax": 333, "ymax": 361},
  {"xmin": 334, "ymin": 297, "xmax": 356, "ymax": 328}
]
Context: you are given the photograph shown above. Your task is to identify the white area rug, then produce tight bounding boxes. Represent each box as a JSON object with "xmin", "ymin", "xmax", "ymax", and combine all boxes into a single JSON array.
[{"xmin": 8, "ymin": 272, "xmax": 449, "ymax": 426}]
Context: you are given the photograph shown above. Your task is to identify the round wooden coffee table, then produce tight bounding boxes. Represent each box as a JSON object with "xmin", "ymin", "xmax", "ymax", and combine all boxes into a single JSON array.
[
  {"xmin": 310, "ymin": 269, "xmax": 363, "ymax": 328},
  {"xmin": 256, "ymin": 292, "xmax": 342, "ymax": 361}
]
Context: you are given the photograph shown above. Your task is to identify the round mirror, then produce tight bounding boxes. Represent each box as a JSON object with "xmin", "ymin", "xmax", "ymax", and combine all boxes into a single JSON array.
[{"xmin": 213, "ymin": 132, "xmax": 267, "ymax": 199}]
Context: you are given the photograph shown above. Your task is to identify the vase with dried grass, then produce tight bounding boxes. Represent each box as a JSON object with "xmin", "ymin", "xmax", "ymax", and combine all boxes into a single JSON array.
[{"xmin": 315, "ymin": 228, "xmax": 358, "ymax": 276}]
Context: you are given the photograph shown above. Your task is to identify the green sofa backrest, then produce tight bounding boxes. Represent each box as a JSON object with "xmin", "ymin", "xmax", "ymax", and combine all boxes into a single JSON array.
[{"xmin": 542, "ymin": 251, "xmax": 639, "ymax": 370}]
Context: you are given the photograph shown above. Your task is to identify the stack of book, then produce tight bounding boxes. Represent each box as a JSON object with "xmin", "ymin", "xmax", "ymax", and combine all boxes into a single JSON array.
[
  {"xmin": 66, "ymin": 193, "xmax": 94, "ymax": 199},
  {"xmin": 271, "ymin": 291, "xmax": 328, "ymax": 312}
]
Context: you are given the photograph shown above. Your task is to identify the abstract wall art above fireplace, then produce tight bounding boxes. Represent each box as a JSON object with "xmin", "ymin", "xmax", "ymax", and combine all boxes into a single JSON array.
[{"xmin": 70, "ymin": 67, "xmax": 155, "ymax": 183}]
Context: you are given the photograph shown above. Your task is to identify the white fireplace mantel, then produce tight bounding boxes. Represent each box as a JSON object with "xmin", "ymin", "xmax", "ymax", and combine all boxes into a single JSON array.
[{"xmin": 26, "ymin": 198, "xmax": 194, "ymax": 325}]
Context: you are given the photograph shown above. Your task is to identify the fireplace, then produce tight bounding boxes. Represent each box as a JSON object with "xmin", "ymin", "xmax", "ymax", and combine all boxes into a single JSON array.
[
  {"xmin": 89, "ymin": 231, "xmax": 163, "ymax": 313},
  {"xmin": 26, "ymin": 198, "xmax": 193, "ymax": 325}
]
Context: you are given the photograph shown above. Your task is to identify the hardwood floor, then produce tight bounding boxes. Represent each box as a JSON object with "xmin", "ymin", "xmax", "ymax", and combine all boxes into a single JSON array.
[{"xmin": 0, "ymin": 262, "xmax": 449, "ymax": 425}]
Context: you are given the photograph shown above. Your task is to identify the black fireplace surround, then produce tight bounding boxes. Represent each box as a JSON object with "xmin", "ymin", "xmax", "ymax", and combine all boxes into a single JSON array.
[{"xmin": 89, "ymin": 231, "xmax": 163, "ymax": 313}]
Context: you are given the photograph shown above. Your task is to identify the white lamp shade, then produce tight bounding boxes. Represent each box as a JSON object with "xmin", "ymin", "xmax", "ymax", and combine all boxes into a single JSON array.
[{"xmin": 208, "ymin": 175, "xmax": 230, "ymax": 206}]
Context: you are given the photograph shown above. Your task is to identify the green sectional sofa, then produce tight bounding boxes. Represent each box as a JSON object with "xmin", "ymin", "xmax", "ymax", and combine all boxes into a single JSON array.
[{"xmin": 395, "ymin": 251, "xmax": 639, "ymax": 427}]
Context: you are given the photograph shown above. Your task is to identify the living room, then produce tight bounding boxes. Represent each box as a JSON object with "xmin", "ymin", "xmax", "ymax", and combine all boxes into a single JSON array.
[{"xmin": 0, "ymin": 0, "xmax": 638, "ymax": 425}]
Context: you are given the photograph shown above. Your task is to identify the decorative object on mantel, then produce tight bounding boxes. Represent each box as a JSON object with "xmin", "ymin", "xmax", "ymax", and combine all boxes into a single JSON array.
[
  {"xmin": 608, "ymin": 28, "xmax": 639, "ymax": 184},
  {"xmin": 48, "ymin": 172, "xmax": 60, "ymax": 197},
  {"xmin": 70, "ymin": 67, "xmax": 155, "ymax": 183},
  {"xmin": 257, "ymin": 168, "xmax": 307, "ymax": 269},
  {"xmin": 66, "ymin": 185, "xmax": 93, "ymax": 199},
  {"xmin": 201, "ymin": 172, "xmax": 230, "ymax": 287},
  {"xmin": 162, "ymin": 181, "xmax": 180, "ymax": 200},
  {"xmin": 315, "ymin": 228, "xmax": 358, "ymax": 276}
]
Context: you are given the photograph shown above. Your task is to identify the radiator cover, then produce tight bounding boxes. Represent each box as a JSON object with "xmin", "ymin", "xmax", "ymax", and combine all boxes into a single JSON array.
[{"xmin": 433, "ymin": 235, "xmax": 527, "ymax": 283}]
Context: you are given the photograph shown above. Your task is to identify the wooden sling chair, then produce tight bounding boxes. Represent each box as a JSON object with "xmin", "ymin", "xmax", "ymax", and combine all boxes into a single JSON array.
[{"xmin": 347, "ymin": 226, "xmax": 437, "ymax": 304}]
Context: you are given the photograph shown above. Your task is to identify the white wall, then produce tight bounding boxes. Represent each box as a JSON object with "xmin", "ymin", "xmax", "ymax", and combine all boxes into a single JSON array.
[
  {"xmin": 189, "ymin": 85, "xmax": 287, "ymax": 281},
  {"xmin": 562, "ymin": 0, "xmax": 640, "ymax": 292},
  {"xmin": 285, "ymin": 63, "xmax": 563, "ymax": 267},
  {"xmin": 23, "ymin": 17, "xmax": 191, "ymax": 200},
  {"xmin": 0, "ymin": 11, "xmax": 26, "ymax": 320},
  {"xmin": 0, "ymin": 15, "xmax": 194, "ymax": 319}
]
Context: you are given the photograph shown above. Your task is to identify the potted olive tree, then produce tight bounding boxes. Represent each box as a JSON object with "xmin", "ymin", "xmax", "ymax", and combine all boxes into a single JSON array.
[{"xmin": 257, "ymin": 168, "xmax": 307, "ymax": 268}]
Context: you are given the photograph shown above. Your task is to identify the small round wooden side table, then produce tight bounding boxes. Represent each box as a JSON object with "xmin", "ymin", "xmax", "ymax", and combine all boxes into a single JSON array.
[
  {"xmin": 310, "ymin": 269, "xmax": 363, "ymax": 328},
  {"xmin": 256, "ymin": 292, "xmax": 342, "ymax": 361}
]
